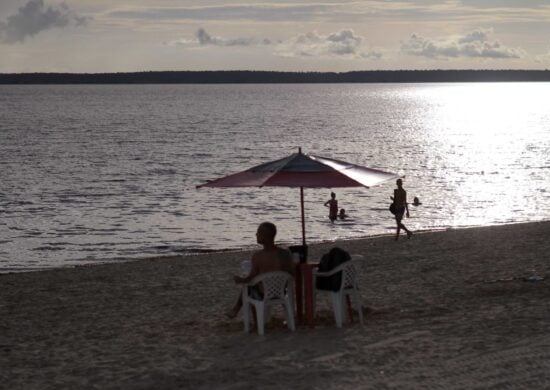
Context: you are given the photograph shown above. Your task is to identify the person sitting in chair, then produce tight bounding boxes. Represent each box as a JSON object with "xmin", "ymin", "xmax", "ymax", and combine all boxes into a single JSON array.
[{"xmin": 226, "ymin": 222, "xmax": 294, "ymax": 319}]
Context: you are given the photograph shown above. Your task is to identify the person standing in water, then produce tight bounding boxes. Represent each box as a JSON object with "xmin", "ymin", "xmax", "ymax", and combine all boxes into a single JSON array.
[
  {"xmin": 324, "ymin": 192, "xmax": 338, "ymax": 223},
  {"xmin": 391, "ymin": 179, "xmax": 412, "ymax": 240}
]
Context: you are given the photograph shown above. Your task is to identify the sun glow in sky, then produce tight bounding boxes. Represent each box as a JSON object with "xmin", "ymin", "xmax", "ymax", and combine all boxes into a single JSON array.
[{"xmin": 1, "ymin": 0, "xmax": 550, "ymax": 72}]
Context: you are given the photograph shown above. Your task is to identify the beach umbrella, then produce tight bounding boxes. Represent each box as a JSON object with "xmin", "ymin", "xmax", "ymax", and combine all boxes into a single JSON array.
[{"xmin": 196, "ymin": 147, "xmax": 399, "ymax": 247}]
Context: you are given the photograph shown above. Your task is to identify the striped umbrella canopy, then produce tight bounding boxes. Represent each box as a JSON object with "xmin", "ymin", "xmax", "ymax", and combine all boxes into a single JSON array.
[{"xmin": 197, "ymin": 148, "xmax": 399, "ymax": 246}]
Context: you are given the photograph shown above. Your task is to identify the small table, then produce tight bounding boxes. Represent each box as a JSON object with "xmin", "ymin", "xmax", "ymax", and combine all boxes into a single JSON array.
[{"xmin": 295, "ymin": 262, "xmax": 319, "ymax": 328}]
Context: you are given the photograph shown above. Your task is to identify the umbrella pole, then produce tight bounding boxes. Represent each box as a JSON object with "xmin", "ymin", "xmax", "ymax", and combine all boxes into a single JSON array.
[{"xmin": 300, "ymin": 186, "xmax": 306, "ymax": 246}]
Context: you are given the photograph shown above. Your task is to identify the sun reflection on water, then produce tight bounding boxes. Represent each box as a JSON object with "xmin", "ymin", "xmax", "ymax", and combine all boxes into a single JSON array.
[{"xmin": 419, "ymin": 83, "xmax": 549, "ymax": 227}]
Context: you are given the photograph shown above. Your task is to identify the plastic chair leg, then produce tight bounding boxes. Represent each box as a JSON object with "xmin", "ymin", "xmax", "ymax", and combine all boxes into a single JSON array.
[
  {"xmin": 285, "ymin": 302, "xmax": 296, "ymax": 331},
  {"xmin": 330, "ymin": 293, "xmax": 343, "ymax": 328},
  {"xmin": 256, "ymin": 305, "xmax": 265, "ymax": 335}
]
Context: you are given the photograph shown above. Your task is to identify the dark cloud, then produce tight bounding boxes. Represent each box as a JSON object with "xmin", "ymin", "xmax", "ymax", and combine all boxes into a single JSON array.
[
  {"xmin": 166, "ymin": 28, "xmax": 270, "ymax": 47},
  {"xmin": 401, "ymin": 29, "xmax": 522, "ymax": 59},
  {"xmin": 196, "ymin": 28, "xmax": 212, "ymax": 45},
  {"xmin": 458, "ymin": 30, "xmax": 489, "ymax": 44},
  {"xmin": 0, "ymin": 0, "xmax": 88, "ymax": 44},
  {"xmin": 195, "ymin": 28, "xmax": 262, "ymax": 47}
]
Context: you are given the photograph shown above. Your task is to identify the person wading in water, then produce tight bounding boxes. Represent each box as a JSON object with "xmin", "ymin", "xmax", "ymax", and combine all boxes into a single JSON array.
[
  {"xmin": 391, "ymin": 179, "xmax": 412, "ymax": 240},
  {"xmin": 324, "ymin": 192, "xmax": 338, "ymax": 223}
]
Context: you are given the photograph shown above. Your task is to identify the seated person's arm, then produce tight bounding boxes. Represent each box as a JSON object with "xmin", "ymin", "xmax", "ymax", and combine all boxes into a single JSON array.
[{"xmin": 234, "ymin": 255, "xmax": 259, "ymax": 284}]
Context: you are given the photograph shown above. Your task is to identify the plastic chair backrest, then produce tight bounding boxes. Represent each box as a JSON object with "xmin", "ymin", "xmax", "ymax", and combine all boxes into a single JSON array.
[
  {"xmin": 341, "ymin": 261, "xmax": 358, "ymax": 290},
  {"xmin": 250, "ymin": 271, "xmax": 292, "ymax": 301},
  {"xmin": 323, "ymin": 260, "xmax": 359, "ymax": 292}
]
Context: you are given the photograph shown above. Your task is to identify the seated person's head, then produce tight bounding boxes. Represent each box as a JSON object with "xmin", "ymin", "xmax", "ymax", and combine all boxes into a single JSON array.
[{"xmin": 256, "ymin": 222, "xmax": 277, "ymax": 244}]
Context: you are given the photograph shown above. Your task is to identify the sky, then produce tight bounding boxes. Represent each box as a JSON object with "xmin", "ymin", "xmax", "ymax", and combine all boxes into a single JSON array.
[{"xmin": 1, "ymin": 0, "xmax": 550, "ymax": 73}]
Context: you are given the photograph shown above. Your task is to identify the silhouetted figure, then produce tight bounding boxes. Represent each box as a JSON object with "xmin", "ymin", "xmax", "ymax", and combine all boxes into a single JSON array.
[
  {"xmin": 412, "ymin": 196, "xmax": 422, "ymax": 206},
  {"xmin": 338, "ymin": 208, "xmax": 349, "ymax": 220},
  {"xmin": 391, "ymin": 179, "xmax": 412, "ymax": 240},
  {"xmin": 226, "ymin": 222, "xmax": 294, "ymax": 319},
  {"xmin": 324, "ymin": 192, "xmax": 338, "ymax": 223}
]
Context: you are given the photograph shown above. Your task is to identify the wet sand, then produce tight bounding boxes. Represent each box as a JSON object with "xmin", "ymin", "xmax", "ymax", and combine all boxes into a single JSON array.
[{"xmin": 2, "ymin": 221, "xmax": 549, "ymax": 389}]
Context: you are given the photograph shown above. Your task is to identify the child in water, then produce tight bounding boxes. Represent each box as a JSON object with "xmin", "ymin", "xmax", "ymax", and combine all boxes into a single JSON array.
[{"xmin": 338, "ymin": 208, "xmax": 349, "ymax": 220}]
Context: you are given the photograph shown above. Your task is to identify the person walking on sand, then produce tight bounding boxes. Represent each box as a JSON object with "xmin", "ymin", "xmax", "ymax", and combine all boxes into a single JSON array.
[
  {"xmin": 226, "ymin": 222, "xmax": 294, "ymax": 319},
  {"xmin": 324, "ymin": 192, "xmax": 338, "ymax": 223},
  {"xmin": 391, "ymin": 178, "xmax": 412, "ymax": 240}
]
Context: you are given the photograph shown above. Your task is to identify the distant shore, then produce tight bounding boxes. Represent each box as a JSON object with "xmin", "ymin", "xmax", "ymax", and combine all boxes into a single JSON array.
[
  {"xmin": 2, "ymin": 69, "xmax": 550, "ymax": 84},
  {"xmin": 2, "ymin": 221, "xmax": 549, "ymax": 389}
]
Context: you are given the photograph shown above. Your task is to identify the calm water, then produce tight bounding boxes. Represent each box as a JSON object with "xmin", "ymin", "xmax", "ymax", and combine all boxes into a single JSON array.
[{"xmin": 1, "ymin": 83, "xmax": 549, "ymax": 271}]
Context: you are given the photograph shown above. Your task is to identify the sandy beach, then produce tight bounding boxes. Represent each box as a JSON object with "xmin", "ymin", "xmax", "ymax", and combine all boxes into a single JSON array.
[{"xmin": 2, "ymin": 221, "xmax": 549, "ymax": 389}]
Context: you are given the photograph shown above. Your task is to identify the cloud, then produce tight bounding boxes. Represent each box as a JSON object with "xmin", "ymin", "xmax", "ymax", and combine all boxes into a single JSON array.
[
  {"xmin": 535, "ymin": 49, "xmax": 550, "ymax": 64},
  {"xmin": 275, "ymin": 30, "xmax": 381, "ymax": 59},
  {"xmin": 165, "ymin": 28, "xmax": 271, "ymax": 47},
  {"xmin": 165, "ymin": 28, "xmax": 380, "ymax": 61},
  {"xmin": 0, "ymin": 0, "xmax": 88, "ymax": 44},
  {"xmin": 401, "ymin": 28, "xmax": 523, "ymax": 59},
  {"xmin": 195, "ymin": 28, "xmax": 270, "ymax": 47}
]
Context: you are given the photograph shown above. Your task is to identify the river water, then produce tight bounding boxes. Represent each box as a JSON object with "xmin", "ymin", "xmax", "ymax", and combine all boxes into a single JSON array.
[{"xmin": 1, "ymin": 83, "xmax": 549, "ymax": 271}]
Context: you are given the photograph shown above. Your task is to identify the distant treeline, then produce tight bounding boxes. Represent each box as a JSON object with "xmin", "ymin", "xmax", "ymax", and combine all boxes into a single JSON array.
[{"xmin": 1, "ymin": 70, "xmax": 550, "ymax": 84}]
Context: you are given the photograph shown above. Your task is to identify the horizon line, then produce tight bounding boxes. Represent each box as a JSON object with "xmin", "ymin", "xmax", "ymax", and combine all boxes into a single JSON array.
[{"xmin": 2, "ymin": 68, "xmax": 550, "ymax": 75}]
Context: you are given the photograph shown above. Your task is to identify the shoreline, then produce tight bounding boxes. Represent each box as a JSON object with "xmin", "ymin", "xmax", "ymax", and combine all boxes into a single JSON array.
[
  {"xmin": 3, "ymin": 219, "xmax": 549, "ymax": 274},
  {"xmin": 2, "ymin": 220, "xmax": 549, "ymax": 389}
]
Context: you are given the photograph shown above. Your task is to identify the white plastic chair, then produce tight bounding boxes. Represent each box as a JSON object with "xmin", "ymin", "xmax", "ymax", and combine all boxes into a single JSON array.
[
  {"xmin": 313, "ymin": 257, "xmax": 364, "ymax": 328},
  {"xmin": 242, "ymin": 271, "xmax": 296, "ymax": 335}
]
